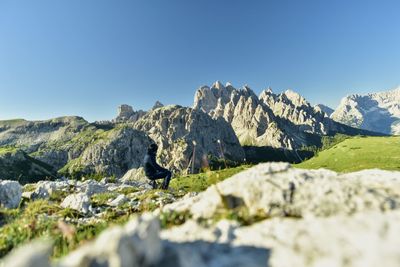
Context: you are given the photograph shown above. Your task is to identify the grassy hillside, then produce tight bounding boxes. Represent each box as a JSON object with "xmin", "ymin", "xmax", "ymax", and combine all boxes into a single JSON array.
[
  {"xmin": 296, "ymin": 136, "xmax": 400, "ymax": 172},
  {"xmin": 0, "ymin": 148, "xmax": 56, "ymax": 184}
]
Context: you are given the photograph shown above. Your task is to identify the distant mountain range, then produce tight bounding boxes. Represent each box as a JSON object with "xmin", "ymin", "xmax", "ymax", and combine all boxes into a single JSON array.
[
  {"xmin": 193, "ymin": 81, "xmax": 378, "ymax": 149},
  {"xmin": 331, "ymin": 86, "xmax": 400, "ymax": 135},
  {"xmin": 0, "ymin": 81, "xmax": 390, "ymax": 183}
]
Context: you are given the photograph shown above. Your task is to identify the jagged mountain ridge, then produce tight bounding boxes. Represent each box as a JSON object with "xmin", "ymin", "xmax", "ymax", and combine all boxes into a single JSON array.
[
  {"xmin": 193, "ymin": 81, "xmax": 376, "ymax": 149},
  {"xmin": 331, "ymin": 86, "xmax": 400, "ymax": 134}
]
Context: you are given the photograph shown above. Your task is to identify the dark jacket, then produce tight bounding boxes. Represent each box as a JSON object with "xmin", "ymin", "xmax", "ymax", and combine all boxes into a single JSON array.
[{"xmin": 143, "ymin": 150, "xmax": 165, "ymax": 177}]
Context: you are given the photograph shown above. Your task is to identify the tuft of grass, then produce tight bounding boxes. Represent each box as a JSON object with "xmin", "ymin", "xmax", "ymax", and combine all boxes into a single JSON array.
[
  {"xmin": 117, "ymin": 187, "xmax": 139, "ymax": 195},
  {"xmin": 91, "ymin": 192, "xmax": 119, "ymax": 207},
  {"xmin": 160, "ymin": 210, "xmax": 191, "ymax": 229},
  {"xmin": 0, "ymin": 146, "xmax": 19, "ymax": 155},
  {"xmin": 0, "ymin": 200, "xmax": 60, "ymax": 257}
]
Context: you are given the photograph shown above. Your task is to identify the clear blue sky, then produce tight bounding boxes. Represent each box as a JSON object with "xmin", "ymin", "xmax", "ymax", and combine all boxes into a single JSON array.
[{"xmin": 1, "ymin": 0, "xmax": 400, "ymax": 122}]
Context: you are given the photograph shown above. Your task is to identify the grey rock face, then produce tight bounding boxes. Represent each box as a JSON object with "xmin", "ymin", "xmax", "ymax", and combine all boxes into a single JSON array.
[
  {"xmin": 194, "ymin": 82, "xmax": 291, "ymax": 148},
  {"xmin": 134, "ymin": 105, "xmax": 245, "ymax": 173},
  {"xmin": 331, "ymin": 86, "xmax": 400, "ymax": 134},
  {"xmin": 260, "ymin": 89, "xmax": 331, "ymax": 135},
  {"xmin": 163, "ymin": 163, "xmax": 400, "ymax": 219},
  {"xmin": 31, "ymin": 181, "xmax": 69, "ymax": 200},
  {"xmin": 121, "ymin": 167, "xmax": 147, "ymax": 183},
  {"xmin": 81, "ymin": 180, "xmax": 108, "ymax": 196},
  {"xmin": 60, "ymin": 193, "xmax": 91, "ymax": 214},
  {"xmin": 114, "ymin": 104, "xmax": 146, "ymax": 123},
  {"xmin": 62, "ymin": 127, "xmax": 153, "ymax": 177},
  {"xmin": 161, "ymin": 210, "xmax": 400, "ymax": 267},
  {"xmin": 0, "ymin": 180, "xmax": 22, "ymax": 209},
  {"xmin": 108, "ymin": 194, "xmax": 128, "ymax": 207}
]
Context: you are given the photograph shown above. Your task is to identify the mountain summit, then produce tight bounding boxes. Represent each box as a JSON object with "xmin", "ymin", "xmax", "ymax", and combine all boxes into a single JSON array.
[
  {"xmin": 193, "ymin": 81, "xmax": 376, "ymax": 149},
  {"xmin": 331, "ymin": 86, "xmax": 400, "ymax": 134}
]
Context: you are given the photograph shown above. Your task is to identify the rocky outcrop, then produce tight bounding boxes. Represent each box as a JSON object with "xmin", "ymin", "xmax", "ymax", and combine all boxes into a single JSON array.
[
  {"xmin": 152, "ymin": 101, "xmax": 164, "ymax": 110},
  {"xmin": 331, "ymin": 86, "xmax": 400, "ymax": 134},
  {"xmin": 121, "ymin": 167, "xmax": 147, "ymax": 183},
  {"xmin": 0, "ymin": 180, "xmax": 22, "ymax": 209},
  {"xmin": 59, "ymin": 127, "xmax": 152, "ymax": 178},
  {"xmin": 134, "ymin": 105, "xmax": 245, "ymax": 173},
  {"xmin": 114, "ymin": 104, "xmax": 146, "ymax": 123},
  {"xmin": 60, "ymin": 193, "xmax": 91, "ymax": 214},
  {"xmin": 30, "ymin": 180, "xmax": 69, "ymax": 200}
]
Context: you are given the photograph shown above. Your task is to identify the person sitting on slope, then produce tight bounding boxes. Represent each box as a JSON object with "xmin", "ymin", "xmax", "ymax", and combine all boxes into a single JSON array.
[{"xmin": 143, "ymin": 143, "xmax": 172, "ymax": 190}]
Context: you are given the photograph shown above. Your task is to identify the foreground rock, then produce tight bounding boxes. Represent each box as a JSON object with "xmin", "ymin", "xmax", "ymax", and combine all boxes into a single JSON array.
[
  {"xmin": 60, "ymin": 193, "xmax": 91, "ymax": 214},
  {"xmin": 0, "ymin": 180, "xmax": 22, "ymax": 209},
  {"xmin": 4, "ymin": 163, "xmax": 400, "ymax": 267},
  {"xmin": 4, "ymin": 210, "xmax": 400, "ymax": 267},
  {"xmin": 1, "ymin": 240, "xmax": 52, "ymax": 267},
  {"xmin": 121, "ymin": 167, "xmax": 147, "ymax": 183},
  {"xmin": 161, "ymin": 210, "xmax": 400, "ymax": 267},
  {"xmin": 163, "ymin": 163, "xmax": 400, "ymax": 219},
  {"xmin": 58, "ymin": 213, "xmax": 161, "ymax": 267}
]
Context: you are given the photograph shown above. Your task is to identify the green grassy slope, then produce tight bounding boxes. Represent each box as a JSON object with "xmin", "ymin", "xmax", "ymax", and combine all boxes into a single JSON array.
[{"xmin": 296, "ymin": 136, "xmax": 400, "ymax": 172}]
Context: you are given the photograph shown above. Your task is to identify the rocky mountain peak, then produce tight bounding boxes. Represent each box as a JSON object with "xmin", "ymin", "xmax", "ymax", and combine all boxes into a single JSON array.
[
  {"xmin": 152, "ymin": 101, "xmax": 164, "ymax": 110},
  {"xmin": 193, "ymin": 82, "xmax": 373, "ymax": 149},
  {"xmin": 114, "ymin": 104, "xmax": 146, "ymax": 123},
  {"xmin": 259, "ymin": 88, "xmax": 276, "ymax": 104},
  {"xmin": 225, "ymin": 81, "xmax": 233, "ymax": 87},
  {"xmin": 331, "ymin": 86, "xmax": 400, "ymax": 134},
  {"xmin": 282, "ymin": 89, "xmax": 308, "ymax": 107},
  {"xmin": 211, "ymin": 80, "xmax": 225, "ymax": 90},
  {"xmin": 117, "ymin": 104, "xmax": 134, "ymax": 120}
]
